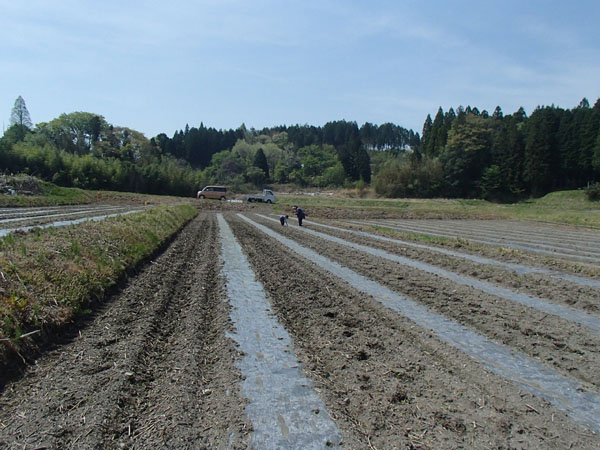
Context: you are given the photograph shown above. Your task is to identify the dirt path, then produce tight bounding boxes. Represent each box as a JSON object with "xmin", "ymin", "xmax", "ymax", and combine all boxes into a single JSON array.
[{"xmin": 0, "ymin": 213, "xmax": 250, "ymax": 449}]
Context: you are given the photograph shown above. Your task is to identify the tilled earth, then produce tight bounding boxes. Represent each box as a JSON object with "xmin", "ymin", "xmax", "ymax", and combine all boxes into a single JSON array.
[
  {"xmin": 1, "ymin": 209, "xmax": 599, "ymax": 448},
  {"xmin": 0, "ymin": 213, "xmax": 250, "ymax": 449}
]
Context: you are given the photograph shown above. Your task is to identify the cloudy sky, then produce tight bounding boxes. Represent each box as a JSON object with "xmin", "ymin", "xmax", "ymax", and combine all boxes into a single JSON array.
[{"xmin": 1, "ymin": 0, "xmax": 599, "ymax": 138}]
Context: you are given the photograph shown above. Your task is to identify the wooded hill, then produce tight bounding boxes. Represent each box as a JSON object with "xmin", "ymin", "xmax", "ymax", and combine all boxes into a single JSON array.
[
  {"xmin": 402, "ymin": 99, "xmax": 600, "ymax": 200},
  {"xmin": 1, "ymin": 96, "xmax": 599, "ymax": 200}
]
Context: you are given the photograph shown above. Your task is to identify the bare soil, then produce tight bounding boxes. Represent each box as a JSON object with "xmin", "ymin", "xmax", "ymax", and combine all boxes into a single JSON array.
[
  {"xmin": 1, "ymin": 208, "xmax": 598, "ymax": 448},
  {"xmin": 251, "ymin": 215, "xmax": 600, "ymax": 389},
  {"xmin": 0, "ymin": 213, "xmax": 251, "ymax": 449},
  {"xmin": 229, "ymin": 213, "xmax": 599, "ymax": 448}
]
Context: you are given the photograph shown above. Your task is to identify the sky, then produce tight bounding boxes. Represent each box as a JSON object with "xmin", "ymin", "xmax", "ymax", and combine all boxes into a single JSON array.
[{"xmin": 2, "ymin": 0, "xmax": 600, "ymax": 138}]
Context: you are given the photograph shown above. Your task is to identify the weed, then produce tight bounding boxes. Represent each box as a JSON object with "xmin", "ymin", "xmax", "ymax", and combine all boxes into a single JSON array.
[
  {"xmin": 0, "ymin": 204, "xmax": 197, "ymax": 350},
  {"xmin": 2, "ymin": 234, "xmax": 16, "ymax": 248},
  {"xmin": 69, "ymin": 239, "xmax": 82, "ymax": 258}
]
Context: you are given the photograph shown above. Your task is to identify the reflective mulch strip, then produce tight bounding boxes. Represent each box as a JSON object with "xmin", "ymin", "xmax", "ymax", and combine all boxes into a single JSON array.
[
  {"xmin": 349, "ymin": 219, "xmax": 600, "ymax": 263},
  {"xmin": 0, "ymin": 209, "xmax": 145, "ymax": 238},
  {"xmin": 217, "ymin": 214, "xmax": 342, "ymax": 449},
  {"xmin": 240, "ymin": 214, "xmax": 600, "ymax": 434},
  {"xmin": 256, "ymin": 214, "xmax": 600, "ymax": 334},
  {"xmin": 0, "ymin": 205, "xmax": 128, "ymax": 225},
  {"xmin": 297, "ymin": 216, "xmax": 600, "ymax": 290}
]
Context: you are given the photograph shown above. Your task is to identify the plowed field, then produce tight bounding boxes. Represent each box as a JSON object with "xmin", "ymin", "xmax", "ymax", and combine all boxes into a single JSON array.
[{"xmin": 1, "ymin": 209, "xmax": 599, "ymax": 449}]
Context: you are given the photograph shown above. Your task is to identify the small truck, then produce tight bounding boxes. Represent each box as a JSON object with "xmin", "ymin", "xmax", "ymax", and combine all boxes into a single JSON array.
[{"xmin": 247, "ymin": 189, "xmax": 276, "ymax": 203}]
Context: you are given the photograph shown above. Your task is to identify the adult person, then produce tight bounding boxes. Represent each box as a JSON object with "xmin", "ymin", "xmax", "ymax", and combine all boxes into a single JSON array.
[{"xmin": 293, "ymin": 206, "xmax": 306, "ymax": 226}]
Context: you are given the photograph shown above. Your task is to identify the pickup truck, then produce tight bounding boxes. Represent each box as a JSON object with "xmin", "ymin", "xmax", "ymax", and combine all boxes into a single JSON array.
[{"xmin": 247, "ymin": 189, "xmax": 276, "ymax": 203}]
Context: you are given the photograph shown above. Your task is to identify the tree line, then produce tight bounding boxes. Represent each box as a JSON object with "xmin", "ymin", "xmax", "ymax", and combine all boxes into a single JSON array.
[
  {"xmin": 1, "ymin": 98, "xmax": 393, "ymax": 195},
  {"xmin": 1, "ymin": 100, "xmax": 204, "ymax": 196},
  {"xmin": 375, "ymin": 99, "xmax": 600, "ymax": 200},
  {"xmin": 2, "ymin": 95, "xmax": 599, "ymax": 200}
]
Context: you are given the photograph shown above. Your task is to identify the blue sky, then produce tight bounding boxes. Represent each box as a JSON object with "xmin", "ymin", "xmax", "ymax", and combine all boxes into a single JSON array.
[{"xmin": 2, "ymin": 0, "xmax": 599, "ymax": 138}]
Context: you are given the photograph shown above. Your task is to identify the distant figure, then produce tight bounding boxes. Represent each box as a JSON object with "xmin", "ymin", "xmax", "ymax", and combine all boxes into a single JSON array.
[
  {"xmin": 280, "ymin": 214, "xmax": 289, "ymax": 226},
  {"xmin": 293, "ymin": 206, "xmax": 306, "ymax": 226}
]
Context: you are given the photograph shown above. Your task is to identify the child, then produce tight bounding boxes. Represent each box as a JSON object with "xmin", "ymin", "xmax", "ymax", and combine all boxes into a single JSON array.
[{"xmin": 280, "ymin": 214, "xmax": 289, "ymax": 226}]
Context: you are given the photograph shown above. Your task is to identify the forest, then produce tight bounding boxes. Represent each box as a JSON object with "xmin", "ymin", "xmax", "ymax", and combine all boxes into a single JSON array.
[
  {"xmin": 397, "ymin": 99, "xmax": 600, "ymax": 201},
  {"xmin": 1, "ymin": 95, "xmax": 599, "ymax": 200}
]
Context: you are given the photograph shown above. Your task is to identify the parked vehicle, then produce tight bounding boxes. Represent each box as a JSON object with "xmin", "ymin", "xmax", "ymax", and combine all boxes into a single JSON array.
[
  {"xmin": 247, "ymin": 189, "xmax": 276, "ymax": 203},
  {"xmin": 197, "ymin": 185, "xmax": 227, "ymax": 200}
]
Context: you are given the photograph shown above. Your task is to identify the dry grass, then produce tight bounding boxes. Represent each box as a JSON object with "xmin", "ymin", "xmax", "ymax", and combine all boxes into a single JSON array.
[{"xmin": 0, "ymin": 205, "xmax": 197, "ymax": 353}]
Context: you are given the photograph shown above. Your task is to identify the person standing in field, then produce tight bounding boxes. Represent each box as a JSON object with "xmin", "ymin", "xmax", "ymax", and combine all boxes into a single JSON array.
[{"xmin": 293, "ymin": 206, "xmax": 306, "ymax": 226}]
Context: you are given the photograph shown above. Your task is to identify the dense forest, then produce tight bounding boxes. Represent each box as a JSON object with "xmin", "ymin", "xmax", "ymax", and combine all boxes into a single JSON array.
[
  {"xmin": 1, "ymin": 96, "xmax": 599, "ymax": 200},
  {"xmin": 383, "ymin": 98, "xmax": 600, "ymax": 201}
]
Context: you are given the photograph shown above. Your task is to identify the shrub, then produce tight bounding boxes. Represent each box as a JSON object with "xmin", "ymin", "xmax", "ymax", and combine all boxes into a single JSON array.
[{"xmin": 586, "ymin": 182, "xmax": 600, "ymax": 201}]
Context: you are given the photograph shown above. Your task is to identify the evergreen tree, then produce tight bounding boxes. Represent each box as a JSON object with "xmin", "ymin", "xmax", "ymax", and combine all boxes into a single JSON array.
[
  {"xmin": 578, "ymin": 97, "xmax": 590, "ymax": 109},
  {"xmin": 523, "ymin": 107, "xmax": 560, "ymax": 196},
  {"xmin": 8, "ymin": 95, "xmax": 33, "ymax": 141},
  {"xmin": 592, "ymin": 132, "xmax": 600, "ymax": 177},
  {"xmin": 357, "ymin": 146, "xmax": 371, "ymax": 183},
  {"xmin": 557, "ymin": 109, "xmax": 580, "ymax": 188},
  {"xmin": 579, "ymin": 98, "xmax": 600, "ymax": 184},
  {"xmin": 513, "ymin": 107, "xmax": 527, "ymax": 123},
  {"xmin": 492, "ymin": 106, "xmax": 503, "ymax": 120},
  {"xmin": 428, "ymin": 107, "xmax": 445, "ymax": 157},
  {"xmin": 360, "ymin": 122, "xmax": 377, "ymax": 150},
  {"xmin": 490, "ymin": 115, "xmax": 525, "ymax": 199},
  {"xmin": 253, "ymin": 148, "xmax": 269, "ymax": 178},
  {"xmin": 420, "ymin": 114, "xmax": 433, "ymax": 156}
]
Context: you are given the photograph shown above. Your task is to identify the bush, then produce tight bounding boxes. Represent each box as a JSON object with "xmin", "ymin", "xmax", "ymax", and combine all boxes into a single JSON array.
[
  {"xmin": 586, "ymin": 182, "xmax": 600, "ymax": 201},
  {"xmin": 480, "ymin": 165, "xmax": 503, "ymax": 201},
  {"xmin": 374, "ymin": 158, "xmax": 445, "ymax": 198}
]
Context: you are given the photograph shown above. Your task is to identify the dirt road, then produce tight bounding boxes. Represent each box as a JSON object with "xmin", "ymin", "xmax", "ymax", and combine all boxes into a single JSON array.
[{"xmin": 1, "ymin": 210, "xmax": 599, "ymax": 448}]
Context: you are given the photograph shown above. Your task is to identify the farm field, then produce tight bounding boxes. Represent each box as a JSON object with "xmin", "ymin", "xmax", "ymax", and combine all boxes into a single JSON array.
[
  {"xmin": 1, "ymin": 205, "xmax": 599, "ymax": 448},
  {"xmin": 0, "ymin": 204, "xmax": 147, "ymax": 237}
]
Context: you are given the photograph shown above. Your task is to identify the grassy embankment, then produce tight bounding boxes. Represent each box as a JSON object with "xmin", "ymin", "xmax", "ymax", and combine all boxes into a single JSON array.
[
  {"xmin": 0, "ymin": 181, "xmax": 95, "ymax": 207},
  {"xmin": 0, "ymin": 181, "xmax": 195, "ymax": 207},
  {"xmin": 0, "ymin": 204, "xmax": 197, "ymax": 358}
]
